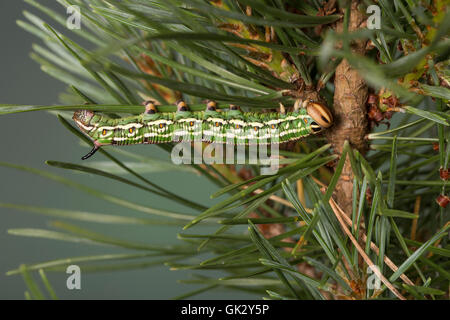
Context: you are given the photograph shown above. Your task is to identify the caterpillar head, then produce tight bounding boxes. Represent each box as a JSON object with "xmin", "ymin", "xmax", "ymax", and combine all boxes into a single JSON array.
[
  {"xmin": 73, "ymin": 110, "xmax": 95, "ymax": 126},
  {"xmin": 305, "ymin": 100, "xmax": 333, "ymax": 133}
]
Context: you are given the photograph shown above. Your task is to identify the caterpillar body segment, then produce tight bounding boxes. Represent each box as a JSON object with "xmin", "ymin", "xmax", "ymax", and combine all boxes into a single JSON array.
[{"xmin": 73, "ymin": 100, "xmax": 333, "ymax": 160}]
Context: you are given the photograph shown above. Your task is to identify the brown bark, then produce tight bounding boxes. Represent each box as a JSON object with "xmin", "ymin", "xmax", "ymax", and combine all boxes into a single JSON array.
[{"xmin": 325, "ymin": 1, "xmax": 369, "ymax": 216}]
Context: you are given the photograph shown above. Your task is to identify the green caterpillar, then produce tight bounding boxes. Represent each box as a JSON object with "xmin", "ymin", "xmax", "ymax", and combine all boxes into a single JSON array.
[{"xmin": 73, "ymin": 99, "xmax": 333, "ymax": 160}]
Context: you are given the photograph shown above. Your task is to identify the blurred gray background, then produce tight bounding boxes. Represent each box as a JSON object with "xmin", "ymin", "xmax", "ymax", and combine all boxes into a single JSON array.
[{"xmin": 0, "ymin": 1, "xmax": 253, "ymax": 299}]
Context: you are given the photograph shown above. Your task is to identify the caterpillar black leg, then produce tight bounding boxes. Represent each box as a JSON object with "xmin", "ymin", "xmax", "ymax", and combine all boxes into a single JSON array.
[
  {"xmin": 206, "ymin": 100, "xmax": 217, "ymax": 111},
  {"xmin": 176, "ymin": 100, "xmax": 189, "ymax": 112},
  {"xmin": 143, "ymin": 100, "xmax": 157, "ymax": 114}
]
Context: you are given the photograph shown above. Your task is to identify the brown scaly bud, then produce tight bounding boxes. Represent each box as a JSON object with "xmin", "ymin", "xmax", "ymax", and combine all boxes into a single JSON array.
[
  {"xmin": 439, "ymin": 168, "xmax": 450, "ymax": 180},
  {"xmin": 237, "ymin": 167, "xmax": 253, "ymax": 181},
  {"xmin": 367, "ymin": 93, "xmax": 378, "ymax": 105},
  {"xmin": 365, "ymin": 40, "xmax": 376, "ymax": 50},
  {"xmin": 436, "ymin": 194, "xmax": 450, "ymax": 208},
  {"xmin": 433, "ymin": 143, "xmax": 440, "ymax": 152},
  {"xmin": 365, "ymin": 187, "xmax": 373, "ymax": 207},
  {"xmin": 381, "ymin": 94, "xmax": 400, "ymax": 109},
  {"xmin": 326, "ymin": 158, "xmax": 339, "ymax": 168},
  {"xmin": 349, "ymin": 279, "xmax": 366, "ymax": 300},
  {"xmin": 314, "ymin": 1, "xmax": 337, "ymax": 35},
  {"xmin": 383, "ymin": 110, "xmax": 393, "ymax": 120},
  {"xmin": 367, "ymin": 93, "xmax": 394, "ymax": 128},
  {"xmin": 367, "ymin": 104, "xmax": 385, "ymax": 123}
]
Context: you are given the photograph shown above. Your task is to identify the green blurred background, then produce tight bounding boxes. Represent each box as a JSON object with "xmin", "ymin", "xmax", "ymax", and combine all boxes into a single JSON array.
[{"xmin": 0, "ymin": 1, "xmax": 253, "ymax": 299}]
